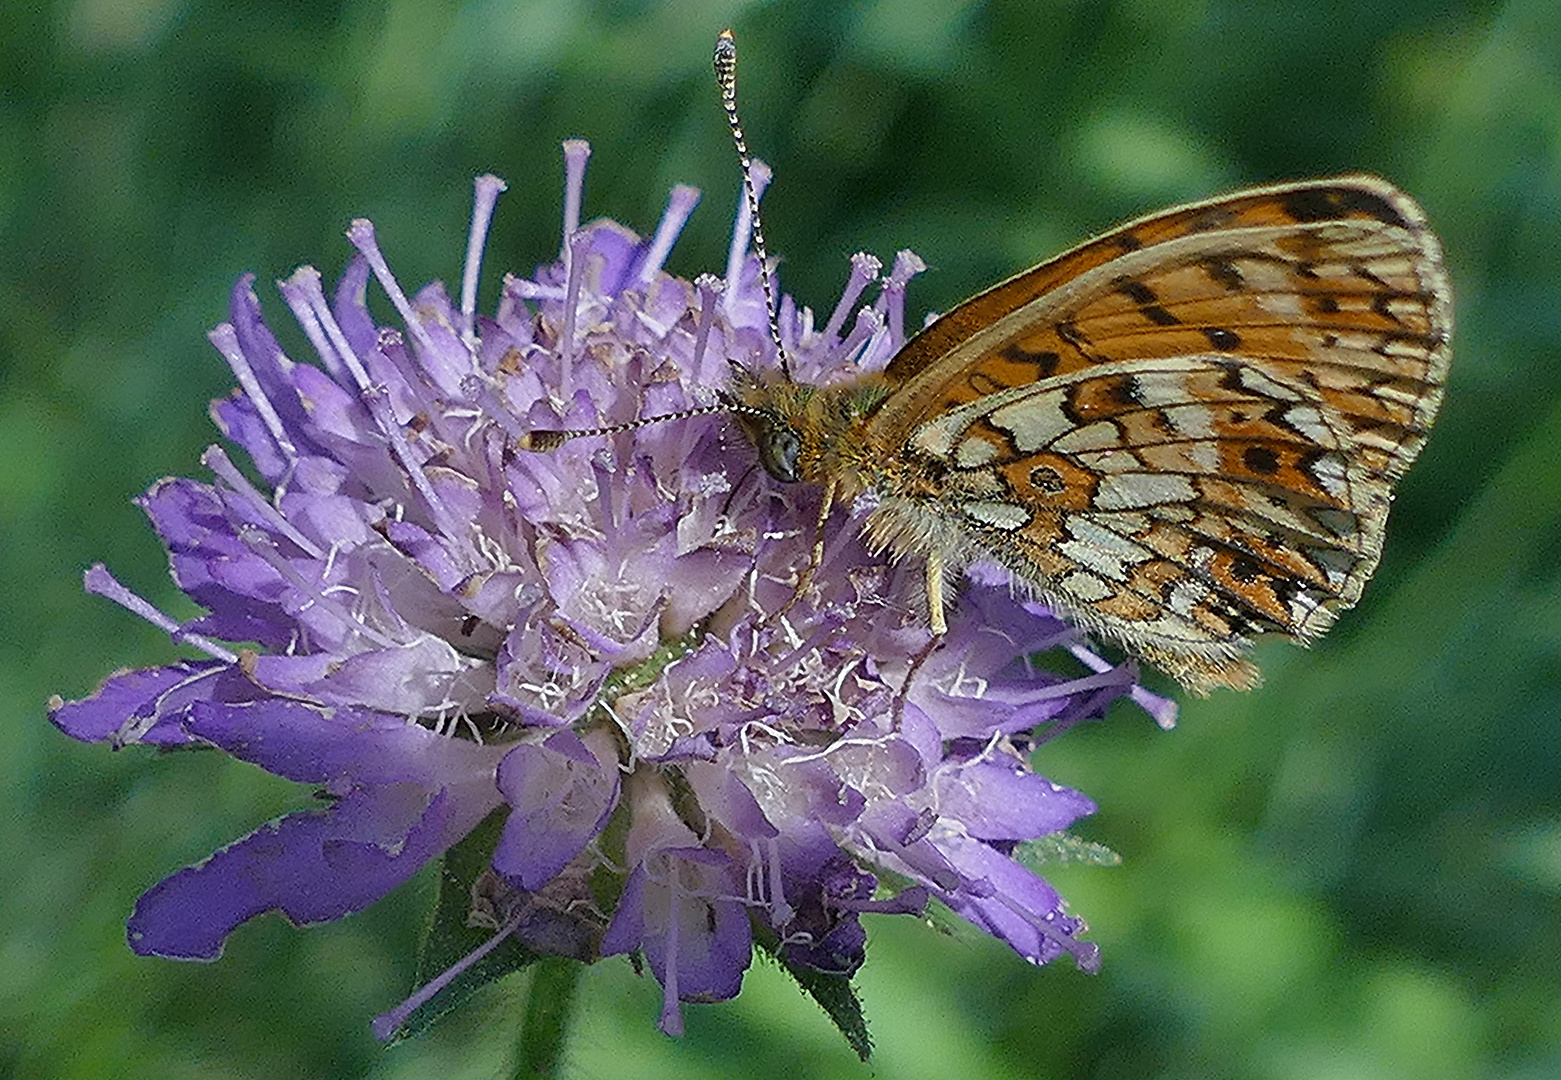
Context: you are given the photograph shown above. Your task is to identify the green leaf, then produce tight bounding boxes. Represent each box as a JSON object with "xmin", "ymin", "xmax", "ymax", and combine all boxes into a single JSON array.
[
  {"xmin": 385, "ymin": 806, "xmax": 542, "ymax": 1042},
  {"xmin": 512, "ymin": 956, "xmax": 582, "ymax": 1080},
  {"xmin": 921, "ymin": 894, "xmax": 974, "ymax": 940},
  {"xmin": 1015, "ymin": 832, "xmax": 1123, "ymax": 870},
  {"xmin": 755, "ymin": 931, "xmax": 872, "ymax": 1061}
]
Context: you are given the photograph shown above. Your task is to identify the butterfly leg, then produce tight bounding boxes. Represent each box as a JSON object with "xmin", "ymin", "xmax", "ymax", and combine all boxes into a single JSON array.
[
  {"xmin": 766, "ymin": 476, "xmax": 838, "ymax": 626},
  {"xmin": 891, "ymin": 631, "xmax": 943, "ymax": 730},
  {"xmin": 890, "ymin": 551, "xmax": 949, "ymax": 727},
  {"xmin": 925, "ymin": 549, "xmax": 947, "ymax": 636}
]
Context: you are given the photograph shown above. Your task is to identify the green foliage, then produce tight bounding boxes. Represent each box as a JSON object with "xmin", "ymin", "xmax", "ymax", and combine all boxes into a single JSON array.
[
  {"xmin": 5, "ymin": 1, "xmax": 1561, "ymax": 1077},
  {"xmin": 755, "ymin": 925, "xmax": 873, "ymax": 1061},
  {"xmin": 1017, "ymin": 832, "xmax": 1123, "ymax": 869},
  {"xmin": 513, "ymin": 957, "xmax": 582, "ymax": 1080},
  {"xmin": 389, "ymin": 807, "xmax": 538, "ymax": 1043}
]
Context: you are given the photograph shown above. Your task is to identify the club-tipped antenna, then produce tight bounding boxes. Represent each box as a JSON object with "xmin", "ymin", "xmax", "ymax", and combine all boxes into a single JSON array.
[
  {"xmin": 713, "ymin": 29, "xmax": 792, "ymax": 380},
  {"xmin": 514, "ymin": 32, "xmax": 787, "ymax": 456}
]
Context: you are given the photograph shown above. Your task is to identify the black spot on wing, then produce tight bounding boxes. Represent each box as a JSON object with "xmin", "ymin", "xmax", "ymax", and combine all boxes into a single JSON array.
[
  {"xmin": 1057, "ymin": 321, "xmax": 1089, "ymax": 350},
  {"xmin": 1243, "ymin": 445, "xmax": 1281, "ymax": 475},
  {"xmin": 1114, "ymin": 278, "xmax": 1181, "ymax": 326},
  {"xmin": 1186, "ymin": 207, "xmax": 1239, "ymax": 232},
  {"xmin": 1002, "ymin": 342, "xmax": 1062, "ymax": 377},
  {"xmin": 1282, "ymin": 186, "xmax": 1413, "ymax": 229},
  {"xmin": 1146, "ymin": 408, "xmax": 1179, "ymax": 437},
  {"xmin": 1373, "ymin": 329, "xmax": 1444, "ymax": 354},
  {"xmin": 1351, "ymin": 260, "xmax": 1391, "ymax": 288},
  {"xmin": 1030, "ymin": 464, "xmax": 1066, "ymax": 494},
  {"xmin": 1228, "ymin": 555, "xmax": 1262, "ymax": 582},
  {"xmin": 1204, "ymin": 327, "xmax": 1242, "ymax": 350},
  {"xmin": 1371, "ymin": 292, "xmax": 1405, "ymax": 324},
  {"xmin": 1115, "ymin": 279, "xmax": 1159, "ymax": 305},
  {"xmin": 1202, "ymin": 258, "xmax": 1246, "ymax": 291},
  {"xmin": 1109, "ymin": 375, "xmax": 1142, "ymax": 406}
]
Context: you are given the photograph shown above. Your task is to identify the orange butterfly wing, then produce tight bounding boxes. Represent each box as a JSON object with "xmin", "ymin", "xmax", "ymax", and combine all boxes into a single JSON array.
[{"xmin": 857, "ymin": 176, "xmax": 1451, "ymax": 690}]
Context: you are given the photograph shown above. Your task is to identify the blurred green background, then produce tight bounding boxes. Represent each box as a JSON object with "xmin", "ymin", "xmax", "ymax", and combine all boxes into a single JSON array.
[{"xmin": 3, "ymin": 0, "xmax": 1559, "ymax": 1077}]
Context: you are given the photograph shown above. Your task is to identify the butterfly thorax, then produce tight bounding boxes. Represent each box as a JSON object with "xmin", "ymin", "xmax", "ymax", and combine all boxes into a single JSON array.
[{"xmin": 725, "ymin": 366, "xmax": 965, "ymax": 624}]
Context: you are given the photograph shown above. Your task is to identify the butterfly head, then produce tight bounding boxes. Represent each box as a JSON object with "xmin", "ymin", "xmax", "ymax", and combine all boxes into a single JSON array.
[
  {"xmin": 744, "ymin": 411, "xmax": 804, "ymax": 483},
  {"xmin": 720, "ymin": 365, "xmax": 811, "ymax": 484},
  {"xmin": 721, "ymin": 363, "xmax": 890, "ymax": 488}
]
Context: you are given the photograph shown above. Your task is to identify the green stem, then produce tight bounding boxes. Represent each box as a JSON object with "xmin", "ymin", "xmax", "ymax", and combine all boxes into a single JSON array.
[{"xmin": 510, "ymin": 956, "xmax": 582, "ymax": 1080}]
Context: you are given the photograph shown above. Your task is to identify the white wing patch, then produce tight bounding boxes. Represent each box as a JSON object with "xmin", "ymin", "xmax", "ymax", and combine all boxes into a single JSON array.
[{"xmin": 1094, "ymin": 473, "xmax": 1198, "ymax": 511}]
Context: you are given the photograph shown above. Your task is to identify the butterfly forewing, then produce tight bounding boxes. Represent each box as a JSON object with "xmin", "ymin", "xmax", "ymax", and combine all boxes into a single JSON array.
[{"xmin": 856, "ymin": 176, "xmax": 1451, "ymax": 691}]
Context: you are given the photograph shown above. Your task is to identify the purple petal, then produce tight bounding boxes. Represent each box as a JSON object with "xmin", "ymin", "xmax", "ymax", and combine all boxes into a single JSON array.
[
  {"xmin": 599, "ymin": 861, "xmax": 647, "ymax": 961},
  {"xmin": 934, "ymin": 759, "xmax": 1097, "ymax": 840},
  {"xmin": 933, "ymin": 832, "xmax": 1099, "ymax": 972},
  {"xmin": 681, "ymin": 761, "xmax": 777, "ymax": 843},
  {"xmin": 492, "ymin": 731, "xmax": 619, "ymax": 890},
  {"xmin": 128, "ymin": 784, "xmax": 474, "ymax": 960},
  {"xmin": 184, "ymin": 698, "xmax": 503, "ymax": 790},
  {"xmin": 601, "ymin": 848, "xmax": 753, "ymax": 1018},
  {"xmin": 49, "ymin": 661, "xmax": 238, "ymax": 747}
]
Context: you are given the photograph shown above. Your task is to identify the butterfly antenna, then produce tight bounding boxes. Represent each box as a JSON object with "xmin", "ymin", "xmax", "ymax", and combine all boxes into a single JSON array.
[
  {"xmin": 515, "ymin": 403, "xmax": 735, "ymax": 452},
  {"xmin": 714, "ymin": 29, "xmax": 793, "ymax": 380}
]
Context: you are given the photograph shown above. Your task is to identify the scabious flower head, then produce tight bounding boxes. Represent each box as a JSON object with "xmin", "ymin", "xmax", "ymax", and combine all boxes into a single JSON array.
[{"xmin": 50, "ymin": 140, "xmax": 1176, "ymax": 1041}]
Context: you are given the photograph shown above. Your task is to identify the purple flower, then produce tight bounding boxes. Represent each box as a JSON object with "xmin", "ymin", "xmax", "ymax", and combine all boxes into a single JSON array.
[{"xmin": 50, "ymin": 140, "xmax": 1175, "ymax": 1041}]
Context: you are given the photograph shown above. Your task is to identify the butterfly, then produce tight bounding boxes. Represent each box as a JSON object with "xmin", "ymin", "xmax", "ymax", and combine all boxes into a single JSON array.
[
  {"xmin": 520, "ymin": 33, "xmax": 1453, "ymax": 693},
  {"xmin": 723, "ymin": 174, "xmax": 1451, "ymax": 692}
]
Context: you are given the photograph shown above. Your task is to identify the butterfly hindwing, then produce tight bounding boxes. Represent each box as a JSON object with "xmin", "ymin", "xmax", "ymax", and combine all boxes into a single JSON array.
[{"xmin": 850, "ymin": 176, "xmax": 1449, "ymax": 689}]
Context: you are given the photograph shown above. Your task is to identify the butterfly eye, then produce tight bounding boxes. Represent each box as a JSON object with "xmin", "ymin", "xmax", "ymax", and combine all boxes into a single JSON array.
[{"xmin": 758, "ymin": 424, "xmax": 802, "ymax": 483}]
